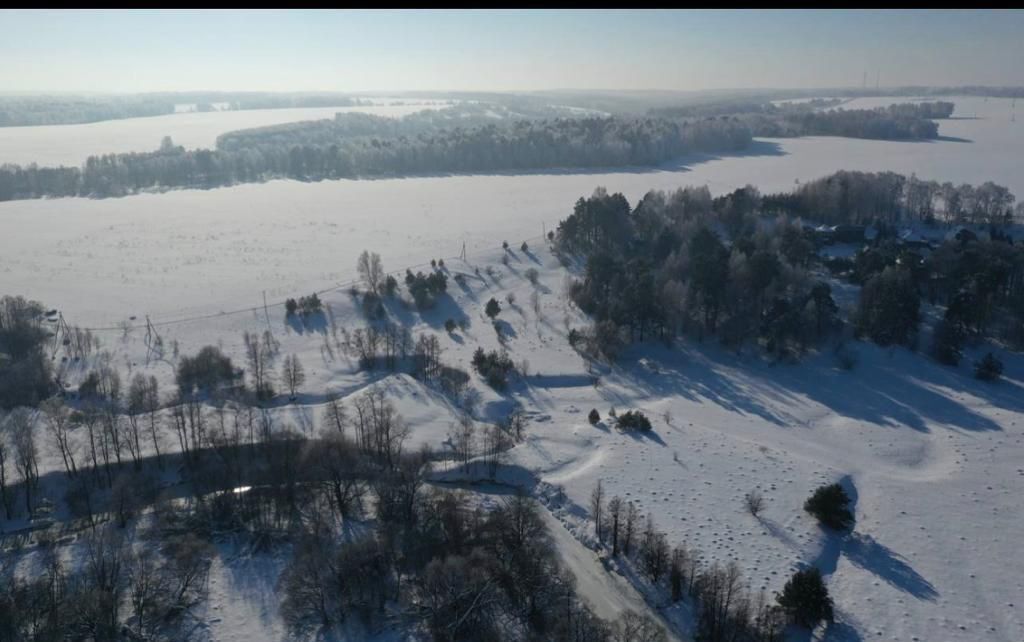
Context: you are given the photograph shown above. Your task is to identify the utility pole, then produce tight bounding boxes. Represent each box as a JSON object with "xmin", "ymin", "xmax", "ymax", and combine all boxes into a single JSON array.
[
  {"xmin": 144, "ymin": 315, "xmax": 163, "ymax": 364},
  {"xmin": 262, "ymin": 290, "xmax": 271, "ymax": 331}
]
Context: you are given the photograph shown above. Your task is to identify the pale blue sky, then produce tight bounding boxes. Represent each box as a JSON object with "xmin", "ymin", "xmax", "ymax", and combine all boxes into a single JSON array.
[{"xmin": 2, "ymin": 9, "xmax": 1023, "ymax": 93}]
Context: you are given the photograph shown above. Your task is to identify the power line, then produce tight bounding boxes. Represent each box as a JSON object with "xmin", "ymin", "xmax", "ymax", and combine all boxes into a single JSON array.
[{"xmin": 75, "ymin": 233, "xmax": 549, "ymax": 333}]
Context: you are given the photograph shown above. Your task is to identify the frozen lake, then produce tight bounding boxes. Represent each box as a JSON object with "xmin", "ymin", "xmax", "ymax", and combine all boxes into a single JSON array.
[
  {"xmin": 1, "ymin": 95, "xmax": 1021, "ymax": 326},
  {"xmin": 0, "ymin": 102, "xmax": 446, "ymax": 168}
]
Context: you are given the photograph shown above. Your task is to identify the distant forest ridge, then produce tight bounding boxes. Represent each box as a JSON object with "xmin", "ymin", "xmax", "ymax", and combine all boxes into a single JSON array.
[
  {"xmin": 0, "ymin": 92, "xmax": 376, "ymax": 127},
  {"xmin": 0, "ymin": 100, "xmax": 964, "ymax": 202},
  {"xmin": 0, "ymin": 84, "xmax": 1020, "ymax": 126}
]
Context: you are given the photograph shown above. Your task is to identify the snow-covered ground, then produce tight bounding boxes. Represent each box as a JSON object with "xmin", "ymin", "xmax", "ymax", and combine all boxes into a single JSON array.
[
  {"xmin": 7, "ymin": 237, "xmax": 1023, "ymax": 641},
  {"xmin": 4, "ymin": 93, "xmax": 1024, "ymax": 641},
  {"xmin": 2, "ymin": 96, "xmax": 1022, "ymax": 327},
  {"xmin": 0, "ymin": 102, "xmax": 447, "ymax": 167}
]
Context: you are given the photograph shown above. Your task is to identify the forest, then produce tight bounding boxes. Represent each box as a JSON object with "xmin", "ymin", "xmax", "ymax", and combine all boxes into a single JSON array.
[
  {"xmin": 0, "ymin": 100, "xmax": 954, "ymax": 202},
  {"xmin": 728, "ymin": 101, "xmax": 953, "ymax": 140},
  {"xmin": 555, "ymin": 171, "xmax": 1024, "ymax": 362},
  {"xmin": 0, "ymin": 113, "xmax": 752, "ymax": 201}
]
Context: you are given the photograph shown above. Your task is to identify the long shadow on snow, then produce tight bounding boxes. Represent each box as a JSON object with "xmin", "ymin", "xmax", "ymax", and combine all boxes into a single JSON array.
[
  {"xmin": 284, "ymin": 310, "xmax": 328, "ymax": 335},
  {"xmin": 807, "ymin": 476, "xmax": 938, "ymax": 605},
  {"xmin": 843, "ymin": 532, "xmax": 938, "ymax": 600},
  {"xmin": 766, "ymin": 346, "xmax": 1010, "ymax": 433},
  {"xmin": 611, "ymin": 347, "xmax": 790, "ymax": 427},
  {"xmin": 618, "ymin": 341, "xmax": 1006, "ymax": 433}
]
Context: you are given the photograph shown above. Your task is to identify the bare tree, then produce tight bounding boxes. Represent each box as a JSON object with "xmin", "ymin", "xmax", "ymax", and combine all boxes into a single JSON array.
[
  {"xmin": 639, "ymin": 515, "xmax": 670, "ymax": 582},
  {"xmin": 165, "ymin": 534, "xmax": 214, "ymax": 609},
  {"xmin": 506, "ymin": 406, "xmax": 526, "ymax": 441},
  {"xmin": 352, "ymin": 387, "xmax": 409, "ymax": 468},
  {"xmin": 323, "ymin": 391, "xmax": 348, "ymax": 437},
  {"xmin": 244, "ymin": 330, "xmax": 273, "ymax": 400},
  {"xmin": 623, "ymin": 501, "xmax": 638, "ymax": 557},
  {"xmin": 8, "ymin": 407, "xmax": 39, "ymax": 514},
  {"xmin": 357, "ymin": 250, "xmax": 384, "ymax": 294},
  {"xmin": 41, "ymin": 397, "xmax": 78, "ymax": 478},
  {"xmin": 125, "ymin": 373, "xmax": 152, "ymax": 468},
  {"xmin": 413, "ymin": 333, "xmax": 443, "ymax": 381},
  {"xmin": 82, "ymin": 525, "xmax": 129, "ymax": 638},
  {"xmin": 744, "ymin": 489, "xmax": 764, "ymax": 517},
  {"xmin": 282, "ymin": 354, "xmax": 305, "ymax": 401},
  {"xmin": 314, "ymin": 433, "xmax": 365, "ymax": 521},
  {"xmin": 613, "ymin": 610, "xmax": 667, "ymax": 642},
  {"xmin": 482, "ymin": 423, "xmax": 511, "ymax": 479},
  {"xmin": 607, "ymin": 495, "xmax": 623, "ymax": 556},
  {"xmin": 0, "ymin": 411, "xmax": 11, "ymax": 519},
  {"xmin": 128, "ymin": 546, "xmax": 170, "ymax": 638},
  {"xmin": 449, "ymin": 414, "xmax": 476, "ymax": 472},
  {"xmin": 142, "ymin": 376, "xmax": 162, "ymax": 468},
  {"xmin": 590, "ymin": 479, "xmax": 605, "ymax": 542}
]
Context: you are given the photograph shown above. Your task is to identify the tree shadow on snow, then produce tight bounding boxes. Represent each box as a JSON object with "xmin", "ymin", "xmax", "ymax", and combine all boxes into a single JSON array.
[
  {"xmin": 620, "ymin": 340, "xmax": 1008, "ymax": 433},
  {"xmin": 284, "ymin": 310, "xmax": 328, "ymax": 336},
  {"xmin": 612, "ymin": 347, "xmax": 790, "ymax": 427},
  {"xmin": 842, "ymin": 532, "xmax": 938, "ymax": 601}
]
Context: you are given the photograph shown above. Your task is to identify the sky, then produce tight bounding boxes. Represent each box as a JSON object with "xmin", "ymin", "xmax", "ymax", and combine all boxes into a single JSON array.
[{"xmin": 2, "ymin": 9, "xmax": 1024, "ymax": 94}]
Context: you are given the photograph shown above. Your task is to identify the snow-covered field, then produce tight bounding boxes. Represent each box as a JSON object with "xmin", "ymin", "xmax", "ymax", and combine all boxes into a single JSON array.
[{"xmin": 0, "ymin": 102, "xmax": 446, "ymax": 167}]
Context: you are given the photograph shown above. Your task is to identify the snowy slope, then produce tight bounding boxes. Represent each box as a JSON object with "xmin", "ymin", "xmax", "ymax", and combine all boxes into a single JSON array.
[{"xmin": 11, "ymin": 236, "xmax": 1021, "ymax": 641}]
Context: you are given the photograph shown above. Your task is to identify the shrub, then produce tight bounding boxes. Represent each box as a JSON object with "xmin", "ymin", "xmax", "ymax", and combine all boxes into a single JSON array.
[
  {"xmin": 744, "ymin": 490, "xmax": 764, "ymax": 517},
  {"xmin": 383, "ymin": 275, "xmax": 398, "ymax": 296},
  {"xmin": 617, "ymin": 410, "xmax": 651, "ymax": 431},
  {"xmin": 502, "ymin": 240, "xmax": 509, "ymax": 250},
  {"xmin": 803, "ymin": 483, "xmax": 854, "ymax": 531},
  {"xmin": 588, "ymin": 408, "xmax": 600, "ymax": 425},
  {"xmin": 777, "ymin": 567, "xmax": 834, "ymax": 629},
  {"xmin": 176, "ymin": 346, "xmax": 237, "ymax": 395},
  {"xmin": 287, "ymin": 294, "xmax": 321, "ymax": 318},
  {"xmin": 471, "ymin": 347, "xmax": 516, "ymax": 390},
  {"xmin": 444, "ymin": 318, "xmax": 457, "ymax": 333},
  {"xmin": 974, "ymin": 352, "xmax": 1003, "ymax": 381},
  {"xmin": 520, "ymin": 241, "xmax": 529, "ymax": 252},
  {"xmin": 406, "ymin": 270, "xmax": 448, "ymax": 309},
  {"xmin": 485, "ymin": 298, "xmax": 501, "ymax": 319},
  {"xmin": 525, "ymin": 267, "xmax": 539, "ymax": 285},
  {"xmin": 298, "ymin": 293, "xmax": 322, "ymax": 316}
]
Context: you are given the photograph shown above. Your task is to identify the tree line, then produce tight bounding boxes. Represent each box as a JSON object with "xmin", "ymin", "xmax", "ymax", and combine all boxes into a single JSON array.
[
  {"xmin": 0, "ymin": 92, "xmax": 367, "ymax": 127},
  {"xmin": 0, "ymin": 113, "xmax": 752, "ymax": 201},
  {"xmin": 654, "ymin": 100, "xmax": 954, "ymax": 141},
  {"xmin": 763, "ymin": 170, "xmax": 1020, "ymax": 226}
]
